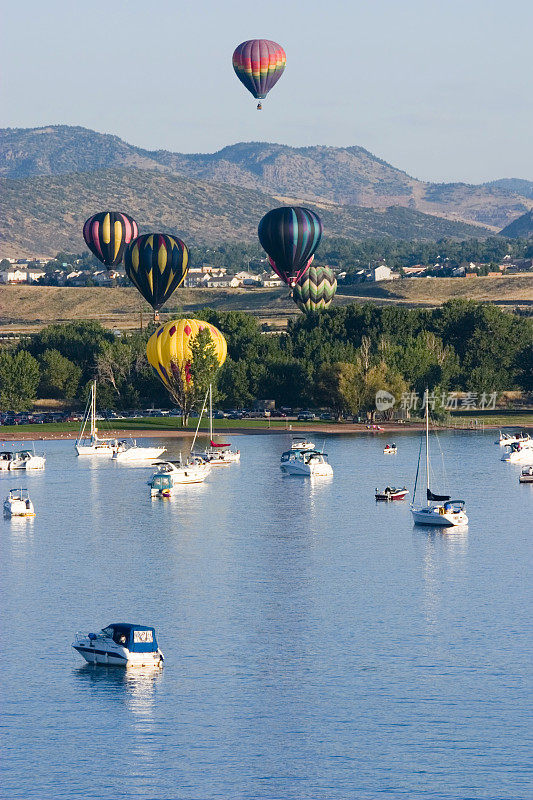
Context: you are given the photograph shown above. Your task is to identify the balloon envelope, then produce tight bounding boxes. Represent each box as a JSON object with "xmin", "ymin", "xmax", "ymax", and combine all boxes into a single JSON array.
[
  {"xmin": 292, "ymin": 265, "xmax": 337, "ymax": 312},
  {"xmin": 146, "ymin": 319, "xmax": 227, "ymax": 393},
  {"xmin": 125, "ymin": 234, "xmax": 189, "ymax": 311},
  {"xmin": 232, "ymin": 39, "xmax": 286, "ymax": 100},
  {"xmin": 258, "ymin": 207, "xmax": 323, "ymax": 286},
  {"xmin": 83, "ymin": 211, "xmax": 138, "ymax": 268}
]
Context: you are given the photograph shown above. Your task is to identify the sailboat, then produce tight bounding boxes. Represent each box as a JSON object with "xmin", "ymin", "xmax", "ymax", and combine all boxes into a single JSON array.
[
  {"xmin": 410, "ymin": 394, "xmax": 468, "ymax": 527},
  {"xmin": 75, "ymin": 381, "xmax": 122, "ymax": 456},
  {"xmin": 192, "ymin": 384, "xmax": 240, "ymax": 466}
]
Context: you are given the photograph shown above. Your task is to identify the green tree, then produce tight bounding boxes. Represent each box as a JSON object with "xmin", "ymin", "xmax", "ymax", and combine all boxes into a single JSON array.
[
  {"xmin": 0, "ymin": 350, "xmax": 40, "ymax": 411},
  {"xmin": 163, "ymin": 328, "xmax": 222, "ymax": 425},
  {"xmin": 314, "ymin": 362, "xmax": 360, "ymax": 420},
  {"xmin": 38, "ymin": 349, "xmax": 81, "ymax": 399}
]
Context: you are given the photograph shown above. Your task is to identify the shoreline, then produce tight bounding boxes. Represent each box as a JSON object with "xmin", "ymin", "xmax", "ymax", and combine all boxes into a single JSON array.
[{"xmin": 0, "ymin": 421, "xmax": 524, "ymax": 442}]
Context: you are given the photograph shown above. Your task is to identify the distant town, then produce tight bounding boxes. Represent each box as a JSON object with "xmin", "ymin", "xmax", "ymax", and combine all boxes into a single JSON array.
[{"xmin": 1, "ymin": 253, "xmax": 532, "ymax": 289}]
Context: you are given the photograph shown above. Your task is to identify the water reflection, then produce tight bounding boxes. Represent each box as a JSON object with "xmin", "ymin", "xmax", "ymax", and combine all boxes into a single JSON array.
[
  {"xmin": 74, "ymin": 664, "xmax": 162, "ymax": 716},
  {"xmin": 417, "ymin": 525, "xmax": 469, "ymax": 629}
]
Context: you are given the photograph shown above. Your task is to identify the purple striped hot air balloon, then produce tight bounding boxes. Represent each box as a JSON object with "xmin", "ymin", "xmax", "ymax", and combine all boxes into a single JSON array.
[
  {"xmin": 83, "ymin": 211, "xmax": 138, "ymax": 269},
  {"xmin": 232, "ymin": 39, "xmax": 286, "ymax": 110}
]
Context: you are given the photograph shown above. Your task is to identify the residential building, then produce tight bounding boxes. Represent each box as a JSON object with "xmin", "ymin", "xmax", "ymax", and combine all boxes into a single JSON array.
[
  {"xmin": 205, "ymin": 275, "xmax": 240, "ymax": 288},
  {"xmin": 372, "ymin": 265, "xmax": 399, "ymax": 282}
]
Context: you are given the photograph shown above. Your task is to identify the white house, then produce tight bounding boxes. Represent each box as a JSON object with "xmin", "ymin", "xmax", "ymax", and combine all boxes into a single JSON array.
[
  {"xmin": 205, "ymin": 275, "xmax": 240, "ymax": 288},
  {"xmin": 0, "ymin": 267, "xmax": 30, "ymax": 284},
  {"xmin": 372, "ymin": 265, "xmax": 399, "ymax": 282},
  {"xmin": 26, "ymin": 268, "xmax": 46, "ymax": 283},
  {"xmin": 260, "ymin": 273, "xmax": 284, "ymax": 287}
]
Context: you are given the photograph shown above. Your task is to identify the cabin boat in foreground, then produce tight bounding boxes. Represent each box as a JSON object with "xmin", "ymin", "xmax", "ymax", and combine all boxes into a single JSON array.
[{"xmin": 72, "ymin": 623, "xmax": 164, "ymax": 667}]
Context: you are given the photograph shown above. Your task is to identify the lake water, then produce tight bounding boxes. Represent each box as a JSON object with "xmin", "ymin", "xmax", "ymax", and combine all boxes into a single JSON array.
[{"xmin": 1, "ymin": 431, "xmax": 532, "ymax": 800}]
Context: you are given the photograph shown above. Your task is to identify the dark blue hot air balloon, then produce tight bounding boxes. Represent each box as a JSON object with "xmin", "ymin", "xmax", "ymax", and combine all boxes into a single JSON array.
[{"xmin": 258, "ymin": 206, "xmax": 323, "ymax": 286}]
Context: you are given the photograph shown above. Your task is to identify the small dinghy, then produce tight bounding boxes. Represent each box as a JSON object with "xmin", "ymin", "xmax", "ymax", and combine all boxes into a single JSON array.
[
  {"xmin": 375, "ymin": 486, "xmax": 409, "ymax": 501},
  {"xmin": 72, "ymin": 623, "xmax": 164, "ymax": 667},
  {"xmin": 519, "ymin": 466, "xmax": 533, "ymax": 484},
  {"xmin": 383, "ymin": 443, "xmax": 397, "ymax": 455},
  {"xmin": 3, "ymin": 489, "xmax": 35, "ymax": 516}
]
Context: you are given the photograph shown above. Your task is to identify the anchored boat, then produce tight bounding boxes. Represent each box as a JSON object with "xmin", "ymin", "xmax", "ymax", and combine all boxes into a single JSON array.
[
  {"xmin": 280, "ymin": 448, "xmax": 333, "ymax": 477},
  {"xmin": 0, "ymin": 448, "xmax": 45, "ymax": 470},
  {"xmin": 148, "ymin": 458, "xmax": 210, "ymax": 495},
  {"xmin": 4, "ymin": 489, "xmax": 35, "ymax": 517},
  {"xmin": 410, "ymin": 394, "xmax": 468, "ymax": 527},
  {"xmin": 375, "ymin": 486, "xmax": 408, "ymax": 501},
  {"xmin": 72, "ymin": 623, "xmax": 164, "ymax": 667},
  {"xmin": 75, "ymin": 381, "xmax": 121, "ymax": 456}
]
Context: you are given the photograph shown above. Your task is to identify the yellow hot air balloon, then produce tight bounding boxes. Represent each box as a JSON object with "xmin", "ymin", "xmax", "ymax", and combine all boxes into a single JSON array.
[{"xmin": 146, "ymin": 318, "xmax": 227, "ymax": 392}]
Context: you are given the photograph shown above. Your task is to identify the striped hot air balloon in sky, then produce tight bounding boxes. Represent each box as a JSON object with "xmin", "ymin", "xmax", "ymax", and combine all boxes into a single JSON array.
[
  {"xmin": 232, "ymin": 39, "xmax": 286, "ymax": 108},
  {"xmin": 146, "ymin": 319, "xmax": 227, "ymax": 393},
  {"xmin": 258, "ymin": 206, "xmax": 323, "ymax": 287},
  {"xmin": 125, "ymin": 233, "xmax": 189, "ymax": 313},
  {"xmin": 83, "ymin": 211, "xmax": 138, "ymax": 268},
  {"xmin": 292, "ymin": 265, "xmax": 337, "ymax": 313}
]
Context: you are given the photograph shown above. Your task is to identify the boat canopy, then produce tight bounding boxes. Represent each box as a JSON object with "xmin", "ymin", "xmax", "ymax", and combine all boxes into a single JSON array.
[{"xmin": 101, "ymin": 624, "xmax": 158, "ymax": 653}]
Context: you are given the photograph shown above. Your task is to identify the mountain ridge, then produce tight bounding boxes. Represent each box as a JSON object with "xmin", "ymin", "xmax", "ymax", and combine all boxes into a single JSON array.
[
  {"xmin": 2, "ymin": 125, "xmax": 532, "ymax": 230},
  {"xmin": 0, "ymin": 167, "xmax": 488, "ymax": 258}
]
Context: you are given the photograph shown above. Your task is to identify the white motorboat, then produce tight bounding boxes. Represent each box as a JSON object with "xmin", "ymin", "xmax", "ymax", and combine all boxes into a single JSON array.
[
  {"xmin": 519, "ymin": 466, "xmax": 533, "ymax": 484},
  {"xmin": 0, "ymin": 448, "xmax": 45, "ymax": 470},
  {"xmin": 280, "ymin": 448, "xmax": 333, "ymax": 477},
  {"xmin": 72, "ymin": 623, "xmax": 164, "ymax": 667},
  {"xmin": 148, "ymin": 458, "xmax": 210, "ymax": 495},
  {"xmin": 497, "ymin": 430, "xmax": 530, "ymax": 446},
  {"xmin": 291, "ymin": 437, "xmax": 315, "ymax": 451},
  {"xmin": 383, "ymin": 443, "xmax": 397, "ymax": 455},
  {"xmin": 75, "ymin": 381, "xmax": 121, "ymax": 456},
  {"xmin": 0, "ymin": 451, "xmax": 13, "ymax": 471},
  {"xmin": 501, "ymin": 440, "xmax": 533, "ymax": 464},
  {"xmin": 3, "ymin": 489, "xmax": 35, "ymax": 517},
  {"xmin": 410, "ymin": 393, "xmax": 468, "ymax": 528},
  {"xmin": 192, "ymin": 384, "xmax": 240, "ymax": 466},
  {"xmin": 112, "ymin": 439, "xmax": 166, "ymax": 462}
]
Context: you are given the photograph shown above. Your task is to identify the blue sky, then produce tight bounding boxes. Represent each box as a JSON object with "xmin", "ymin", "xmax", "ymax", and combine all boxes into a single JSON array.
[{"xmin": 2, "ymin": 0, "xmax": 531, "ymax": 183}]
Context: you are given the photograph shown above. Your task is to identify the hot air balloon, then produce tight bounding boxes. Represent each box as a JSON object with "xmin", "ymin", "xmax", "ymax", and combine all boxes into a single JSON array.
[
  {"xmin": 125, "ymin": 234, "xmax": 189, "ymax": 319},
  {"xmin": 146, "ymin": 319, "xmax": 227, "ymax": 394},
  {"xmin": 258, "ymin": 207, "xmax": 323, "ymax": 286},
  {"xmin": 292, "ymin": 265, "xmax": 337, "ymax": 312},
  {"xmin": 232, "ymin": 39, "xmax": 286, "ymax": 110},
  {"xmin": 83, "ymin": 211, "xmax": 138, "ymax": 268}
]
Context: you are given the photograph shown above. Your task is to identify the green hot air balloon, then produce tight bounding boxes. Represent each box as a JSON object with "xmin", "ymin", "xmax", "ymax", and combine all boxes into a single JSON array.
[{"xmin": 292, "ymin": 265, "xmax": 337, "ymax": 313}]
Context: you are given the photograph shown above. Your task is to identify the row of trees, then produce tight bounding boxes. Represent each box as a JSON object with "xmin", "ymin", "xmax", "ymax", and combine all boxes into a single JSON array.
[
  {"xmin": 4, "ymin": 236, "xmax": 531, "ymax": 282},
  {"xmin": 0, "ymin": 300, "xmax": 531, "ymax": 415}
]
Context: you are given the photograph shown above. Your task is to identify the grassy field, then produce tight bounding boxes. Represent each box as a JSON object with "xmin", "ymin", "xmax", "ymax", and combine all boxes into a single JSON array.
[
  {"xmin": 1, "ymin": 413, "xmax": 532, "ymax": 438},
  {"xmin": 1, "ymin": 275, "xmax": 531, "ymax": 335},
  {"xmin": 337, "ymin": 274, "xmax": 533, "ymax": 307}
]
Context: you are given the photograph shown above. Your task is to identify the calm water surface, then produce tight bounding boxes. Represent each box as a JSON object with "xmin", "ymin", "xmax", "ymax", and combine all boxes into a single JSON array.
[{"xmin": 1, "ymin": 431, "xmax": 532, "ymax": 800}]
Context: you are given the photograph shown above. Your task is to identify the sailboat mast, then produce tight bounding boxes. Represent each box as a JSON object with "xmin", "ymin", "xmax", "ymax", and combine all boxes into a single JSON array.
[
  {"xmin": 209, "ymin": 383, "xmax": 213, "ymax": 441},
  {"xmin": 91, "ymin": 380, "xmax": 97, "ymax": 438},
  {"xmin": 425, "ymin": 391, "xmax": 430, "ymax": 506}
]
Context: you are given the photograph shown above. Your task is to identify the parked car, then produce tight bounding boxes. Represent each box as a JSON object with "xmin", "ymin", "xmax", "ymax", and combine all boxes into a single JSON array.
[{"xmin": 297, "ymin": 412, "xmax": 316, "ymax": 421}]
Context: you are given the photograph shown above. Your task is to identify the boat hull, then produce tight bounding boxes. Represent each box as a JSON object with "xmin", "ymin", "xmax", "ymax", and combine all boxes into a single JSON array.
[
  {"xmin": 501, "ymin": 449, "xmax": 533, "ymax": 464},
  {"xmin": 73, "ymin": 645, "xmax": 163, "ymax": 667},
  {"xmin": 4, "ymin": 502, "xmax": 35, "ymax": 517},
  {"xmin": 411, "ymin": 507, "xmax": 468, "ymax": 527},
  {"xmin": 114, "ymin": 447, "xmax": 166, "ymax": 462},
  {"xmin": 76, "ymin": 444, "xmax": 115, "ymax": 456}
]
